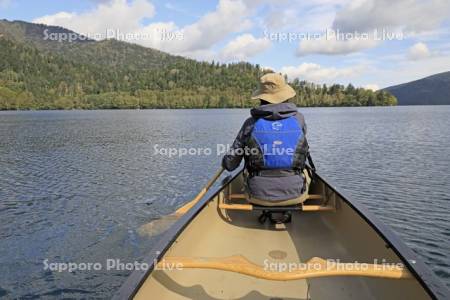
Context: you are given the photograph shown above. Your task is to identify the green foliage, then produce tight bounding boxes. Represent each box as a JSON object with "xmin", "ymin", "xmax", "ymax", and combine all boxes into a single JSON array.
[{"xmin": 0, "ymin": 21, "xmax": 397, "ymax": 110}]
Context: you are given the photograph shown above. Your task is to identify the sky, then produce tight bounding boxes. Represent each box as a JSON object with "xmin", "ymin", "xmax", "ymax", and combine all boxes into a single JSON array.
[{"xmin": 1, "ymin": 0, "xmax": 450, "ymax": 89}]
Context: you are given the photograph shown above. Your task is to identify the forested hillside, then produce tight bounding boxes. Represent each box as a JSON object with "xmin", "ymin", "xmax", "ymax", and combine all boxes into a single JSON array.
[{"xmin": 0, "ymin": 20, "xmax": 397, "ymax": 110}]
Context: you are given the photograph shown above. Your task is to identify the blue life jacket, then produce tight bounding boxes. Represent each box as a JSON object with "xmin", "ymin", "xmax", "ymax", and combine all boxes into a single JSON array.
[{"xmin": 251, "ymin": 116, "xmax": 303, "ymax": 169}]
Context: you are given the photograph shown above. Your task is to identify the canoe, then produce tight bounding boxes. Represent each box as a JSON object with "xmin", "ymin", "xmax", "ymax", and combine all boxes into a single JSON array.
[{"xmin": 115, "ymin": 168, "xmax": 449, "ymax": 300}]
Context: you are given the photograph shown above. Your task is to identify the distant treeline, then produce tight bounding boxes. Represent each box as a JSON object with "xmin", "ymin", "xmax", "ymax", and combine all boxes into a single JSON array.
[{"xmin": 0, "ymin": 38, "xmax": 397, "ymax": 110}]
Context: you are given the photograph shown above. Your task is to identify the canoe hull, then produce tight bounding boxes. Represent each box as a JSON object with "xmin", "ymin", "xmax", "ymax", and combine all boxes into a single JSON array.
[{"xmin": 115, "ymin": 169, "xmax": 449, "ymax": 300}]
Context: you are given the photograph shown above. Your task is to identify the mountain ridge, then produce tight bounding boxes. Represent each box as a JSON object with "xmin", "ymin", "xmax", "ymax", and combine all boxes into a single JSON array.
[
  {"xmin": 0, "ymin": 19, "xmax": 185, "ymax": 69},
  {"xmin": 384, "ymin": 71, "xmax": 450, "ymax": 105}
]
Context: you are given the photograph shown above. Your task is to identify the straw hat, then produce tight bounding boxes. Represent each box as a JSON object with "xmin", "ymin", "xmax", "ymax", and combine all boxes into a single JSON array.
[{"xmin": 251, "ymin": 73, "xmax": 296, "ymax": 104}]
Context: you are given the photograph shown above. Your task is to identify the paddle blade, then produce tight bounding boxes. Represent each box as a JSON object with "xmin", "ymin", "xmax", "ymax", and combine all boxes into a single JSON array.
[
  {"xmin": 138, "ymin": 168, "xmax": 225, "ymax": 237},
  {"xmin": 137, "ymin": 214, "xmax": 179, "ymax": 237}
]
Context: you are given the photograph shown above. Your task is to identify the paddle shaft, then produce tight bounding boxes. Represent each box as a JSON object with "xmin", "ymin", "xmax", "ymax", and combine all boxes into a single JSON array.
[{"xmin": 174, "ymin": 167, "xmax": 224, "ymax": 216}]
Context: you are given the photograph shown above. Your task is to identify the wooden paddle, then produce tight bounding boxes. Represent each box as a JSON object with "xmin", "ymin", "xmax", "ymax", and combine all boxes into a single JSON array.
[
  {"xmin": 138, "ymin": 167, "xmax": 224, "ymax": 237},
  {"xmin": 157, "ymin": 255, "xmax": 412, "ymax": 280}
]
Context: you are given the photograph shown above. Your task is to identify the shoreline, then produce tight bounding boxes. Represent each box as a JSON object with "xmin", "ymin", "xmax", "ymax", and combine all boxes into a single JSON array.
[{"xmin": 4, "ymin": 104, "xmax": 450, "ymax": 112}]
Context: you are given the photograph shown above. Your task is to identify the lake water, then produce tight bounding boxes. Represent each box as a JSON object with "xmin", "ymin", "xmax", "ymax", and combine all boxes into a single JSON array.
[{"xmin": 0, "ymin": 106, "xmax": 449, "ymax": 298}]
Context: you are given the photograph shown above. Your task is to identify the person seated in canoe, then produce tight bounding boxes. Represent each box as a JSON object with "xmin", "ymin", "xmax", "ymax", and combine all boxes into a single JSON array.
[{"xmin": 222, "ymin": 73, "xmax": 311, "ymax": 221}]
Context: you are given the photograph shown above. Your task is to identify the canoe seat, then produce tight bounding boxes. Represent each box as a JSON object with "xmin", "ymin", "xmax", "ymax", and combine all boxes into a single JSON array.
[
  {"xmin": 228, "ymin": 194, "xmax": 323, "ymax": 200},
  {"xmin": 155, "ymin": 255, "xmax": 412, "ymax": 280},
  {"xmin": 219, "ymin": 194, "xmax": 335, "ymax": 212}
]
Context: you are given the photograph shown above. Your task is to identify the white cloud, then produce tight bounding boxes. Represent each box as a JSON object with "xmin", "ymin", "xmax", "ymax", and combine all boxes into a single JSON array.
[
  {"xmin": 366, "ymin": 52, "xmax": 450, "ymax": 88},
  {"xmin": 261, "ymin": 65, "xmax": 275, "ymax": 72},
  {"xmin": 164, "ymin": 2, "xmax": 198, "ymax": 17},
  {"xmin": 294, "ymin": 2, "xmax": 345, "ymax": 32},
  {"xmin": 297, "ymin": 37, "xmax": 379, "ymax": 56},
  {"xmin": 280, "ymin": 62, "xmax": 364, "ymax": 84},
  {"xmin": 333, "ymin": 0, "xmax": 450, "ymax": 34},
  {"xmin": 408, "ymin": 42, "xmax": 431, "ymax": 60},
  {"xmin": 220, "ymin": 34, "xmax": 271, "ymax": 61},
  {"xmin": 32, "ymin": 0, "xmax": 255, "ymax": 60},
  {"xmin": 131, "ymin": 21, "xmax": 179, "ymax": 49},
  {"xmin": 264, "ymin": 8, "xmax": 297, "ymax": 30},
  {"xmin": 261, "ymin": 0, "xmax": 349, "ymax": 32},
  {"xmin": 291, "ymin": 0, "xmax": 450, "ymax": 56},
  {"xmin": 34, "ymin": 0, "xmax": 155, "ymax": 37},
  {"xmin": 162, "ymin": 0, "xmax": 252, "ymax": 54},
  {"xmin": 364, "ymin": 84, "xmax": 379, "ymax": 91}
]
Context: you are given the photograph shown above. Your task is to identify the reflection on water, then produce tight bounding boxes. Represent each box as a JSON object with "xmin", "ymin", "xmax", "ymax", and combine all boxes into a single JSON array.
[{"xmin": 0, "ymin": 106, "xmax": 449, "ymax": 298}]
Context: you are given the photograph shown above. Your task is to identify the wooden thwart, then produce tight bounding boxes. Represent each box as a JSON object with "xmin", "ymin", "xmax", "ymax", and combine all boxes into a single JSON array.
[
  {"xmin": 228, "ymin": 194, "xmax": 247, "ymax": 200},
  {"xmin": 156, "ymin": 255, "xmax": 412, "ymax": 280},
  {"xmin": 229, "ymin": 194, "xmax": 323, "ymax": 200},
  {"xmin": 219, "ymin": 203, "xmax": 254, "ymax": 211},
  {"xmin": 220, "ymin": 194, "xmax": 334, "ymax": 212},
  {"xmin": 302, "ymin": 205, "xmax": 334, "ymax": 211},
  {"xmin": 219, "ymin": 203, "xmax": 334, "ymax": 211}
]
